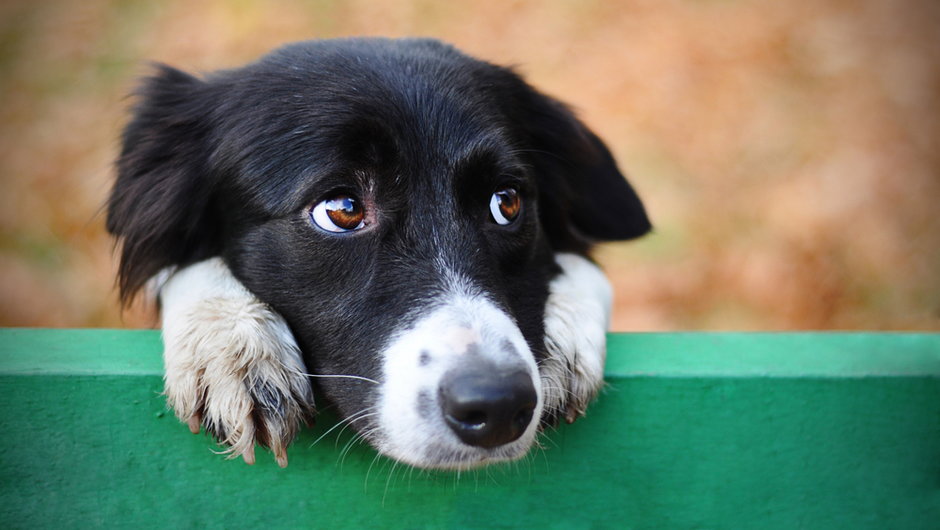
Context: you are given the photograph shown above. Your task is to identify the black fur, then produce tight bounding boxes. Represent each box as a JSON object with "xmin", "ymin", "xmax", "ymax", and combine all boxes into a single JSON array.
[{"xmin": 107, "ymin": 37, "xmax": 650, "ymax": 444}]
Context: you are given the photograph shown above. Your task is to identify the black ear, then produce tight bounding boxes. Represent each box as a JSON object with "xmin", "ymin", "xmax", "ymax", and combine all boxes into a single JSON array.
[
  {"xmin": 514, "ymin": 86, "xmax": 652, "ymax": 252},
  {"xmin": 106, "ymin": 65, "xmax": 220, "ymax": 304}
]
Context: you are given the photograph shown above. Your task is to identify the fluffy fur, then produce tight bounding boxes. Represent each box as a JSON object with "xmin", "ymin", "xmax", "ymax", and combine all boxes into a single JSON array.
[
  {"xmin": 108, "ymin": 37, "xmax": 650, "ymax": 469},
  {"xmin": 158, "ymin": 259, "xmax": 314, "ymax": 467}
]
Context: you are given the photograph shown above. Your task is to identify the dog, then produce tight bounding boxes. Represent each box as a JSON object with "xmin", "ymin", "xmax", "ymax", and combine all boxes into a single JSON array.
[{"xmin": 107, "ymin": 37, "xmax": 650, "ymax": 470}]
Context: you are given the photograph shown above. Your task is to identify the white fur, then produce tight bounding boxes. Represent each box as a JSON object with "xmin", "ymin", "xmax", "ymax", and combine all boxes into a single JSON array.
[
  {"xmin": 377, "ymin": 286, "xmax": 542, "ymax": 469},
  {"xmin": 158, "ymin": 258, "xmax": 314, "ymax": 467},
  {"xmin": 540, "ymin": 253, "xmax": 612, "ymax": 423}
]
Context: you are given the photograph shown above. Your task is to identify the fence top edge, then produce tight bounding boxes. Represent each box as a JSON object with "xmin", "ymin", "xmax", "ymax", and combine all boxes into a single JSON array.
[
  {"xmin": 606, "ymin": 332, "xmax": 940, "ymax": 378},
  {"xmin": 1, "ymin": 328, "xmax": 938, "ymax": 377}
]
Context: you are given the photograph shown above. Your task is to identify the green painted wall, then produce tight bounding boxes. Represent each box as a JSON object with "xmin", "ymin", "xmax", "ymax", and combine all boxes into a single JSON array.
[{"xmin": 1, "ymin": 330, "xmax": 938, "ymax": 529}]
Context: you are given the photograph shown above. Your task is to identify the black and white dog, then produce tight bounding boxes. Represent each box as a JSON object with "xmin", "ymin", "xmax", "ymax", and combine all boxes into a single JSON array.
[{"xmin": 107, "ymin": 38, "xmax": 650, "ymax": 470}]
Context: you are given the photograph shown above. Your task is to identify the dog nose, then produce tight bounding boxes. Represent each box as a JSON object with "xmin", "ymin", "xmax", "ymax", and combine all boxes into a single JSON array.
[{"xmin": 439, "ymin": 365, "xmax": 537, "ymax": 448}]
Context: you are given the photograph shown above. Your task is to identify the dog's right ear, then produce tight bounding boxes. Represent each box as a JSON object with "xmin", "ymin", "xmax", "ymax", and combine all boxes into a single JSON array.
[
  {"xmin": 107, "ymin": 65, "xmax": 219, "ymax": 304},
  {"xmin": 498, "ymin": 75, "xmax": 652, "ymax": 253}
]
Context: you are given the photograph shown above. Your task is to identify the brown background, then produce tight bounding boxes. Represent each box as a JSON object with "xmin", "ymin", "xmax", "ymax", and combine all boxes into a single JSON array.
[{"xmin": 1, "ymin": 0, "xmax": 938, "ymax": 331}]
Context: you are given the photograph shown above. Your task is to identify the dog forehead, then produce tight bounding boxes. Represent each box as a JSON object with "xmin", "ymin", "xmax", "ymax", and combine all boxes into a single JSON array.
[
  {"xmin": 226, "ymin": 38, "xmax": 509, "ymax": 137},
  {"xmin": 216, "ymin": 44, "xmax": 522, "ymax": 216}
]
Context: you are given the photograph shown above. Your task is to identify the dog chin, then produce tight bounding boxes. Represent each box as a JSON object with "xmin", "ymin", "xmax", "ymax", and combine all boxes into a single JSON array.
[{"xmin": 379, "ymin": 434, "xmax": 538, "ymax": 471}]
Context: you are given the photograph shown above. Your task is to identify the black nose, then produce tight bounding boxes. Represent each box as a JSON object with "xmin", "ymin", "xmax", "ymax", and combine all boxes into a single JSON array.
[{"xmin": 438, "ymin": 365, "xmax": 538, "ymax": 449}]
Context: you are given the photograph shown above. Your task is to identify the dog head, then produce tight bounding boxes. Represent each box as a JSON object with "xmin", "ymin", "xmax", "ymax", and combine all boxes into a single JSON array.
[{"xmin": 108, "ymin": 38, "xmax": 649, "ymax": 468}]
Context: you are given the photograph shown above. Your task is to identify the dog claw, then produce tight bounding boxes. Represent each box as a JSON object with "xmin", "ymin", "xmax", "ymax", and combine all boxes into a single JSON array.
[
  {"xmin": 188, "ymin": 415, "xmax": 202, "ymax": 434},
  {"xmin": 270, "ymin": 436, "xmax": 290, "ymax": 468},
  {"xmin": 242, "ymin": 447, "xmax": 256, "ymax": 466},
  {"xmin": 564, "ymin": 405, "xmax": 583, "ymax": 424}
]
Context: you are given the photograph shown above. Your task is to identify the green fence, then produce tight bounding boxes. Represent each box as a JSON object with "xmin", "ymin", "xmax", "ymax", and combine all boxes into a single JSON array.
[{"xmin": 1, "ymin": 329, "xmax": 938, "ymax": 528}]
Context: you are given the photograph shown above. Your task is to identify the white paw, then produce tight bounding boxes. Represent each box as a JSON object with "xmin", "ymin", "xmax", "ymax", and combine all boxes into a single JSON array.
[
  {"xmin": 540, "ymin": 253, "xmax": 612, "ymax": 425},
  {"xmin": 159, "ymin": 259, "xmax": 315, "ymax": 467}
]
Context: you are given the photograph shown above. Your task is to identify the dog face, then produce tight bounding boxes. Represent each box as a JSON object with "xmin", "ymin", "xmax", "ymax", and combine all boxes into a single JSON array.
[{"xmin": 108, "ymin": 38, "xmax": 650, "ymax": 468}]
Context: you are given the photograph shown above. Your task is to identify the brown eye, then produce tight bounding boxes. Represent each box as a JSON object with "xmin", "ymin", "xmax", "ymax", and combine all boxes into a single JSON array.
[
  {"xmin": 489, "ymin": 187, "xmax": 521, "ymax": 225},
  {"xmin": 310, "ymin": 195, "xmax": 365, "ymax": 233}
]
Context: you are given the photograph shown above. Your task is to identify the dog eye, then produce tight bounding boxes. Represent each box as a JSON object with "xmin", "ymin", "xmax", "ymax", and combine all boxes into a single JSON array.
[
  {"xmin": 310, "ymin": 195, "xmax": 365, "ymax": 233},
  {"xmin": 489, "ymin": 187, "xmax": 521, "ymax": 226}
]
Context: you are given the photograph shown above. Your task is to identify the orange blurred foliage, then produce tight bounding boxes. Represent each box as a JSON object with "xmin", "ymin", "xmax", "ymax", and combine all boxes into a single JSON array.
[{"xmin": 1, "ymin": 0, "xmax": 937, "ymax": 330}]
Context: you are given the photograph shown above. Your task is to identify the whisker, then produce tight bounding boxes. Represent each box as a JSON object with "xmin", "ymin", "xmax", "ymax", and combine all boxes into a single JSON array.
[
  {"xmin": 365, "ymin": 451, "xmax": 386, "ymax": 490},
  {"xmin": 296, "ymin": 371, "xmax": 380, "ymax": 385},
  {"xmin": 339, "ymin": 426, "xmax": 379, "ymax": 464},
  {"xmin": 383, "ymin": 460, "xmax": 402, "ymax": 506},
  {"xmin": 540, "ymin": 383, "xmax": 578, "ymax": 398},
  {"xmin": 309, "ymin": 407, "xmax": 376, "ymax": 447},
  {"xmin": 333, "ymin": 411, "xmax": 379, "ymax": 448},
  {"xmin": 338, "ymin": 433, "xmax": 362, "ymax": 465}
]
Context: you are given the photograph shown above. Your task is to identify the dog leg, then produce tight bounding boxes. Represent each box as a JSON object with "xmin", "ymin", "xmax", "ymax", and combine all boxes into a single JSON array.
[
  {"xmin": 156, "ymin": 258, "xmax": 315, "ymax": 467},
  {"xmin": 540, "ymin": 253, "xmax": 612, "ymax": 426}
]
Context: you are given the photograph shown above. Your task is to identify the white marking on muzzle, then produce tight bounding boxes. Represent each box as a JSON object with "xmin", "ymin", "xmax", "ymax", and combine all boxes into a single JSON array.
[{"xmin": 376, "ymin": 289, "xmax": 543, "ymax": 469}]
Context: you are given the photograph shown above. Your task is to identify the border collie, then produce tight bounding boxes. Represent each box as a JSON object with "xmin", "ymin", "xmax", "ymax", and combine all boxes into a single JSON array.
[{"xmin": 107, "ymin": 37, "xmax": 650, "ymax": 469}]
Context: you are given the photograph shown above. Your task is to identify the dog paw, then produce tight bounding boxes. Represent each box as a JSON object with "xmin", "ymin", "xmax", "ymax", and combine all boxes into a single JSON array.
[
  {"xmin": 540, "ymin": 253, "xmax": 612, "ymax": 426},
  {"xmin": 159, "ymin": 259, "xmax": 315, "ymax": 467}
]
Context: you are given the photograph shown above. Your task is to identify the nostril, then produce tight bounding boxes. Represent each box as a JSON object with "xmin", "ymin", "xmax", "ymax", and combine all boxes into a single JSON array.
[
  {"xmin": 448, "ymin": 409, "xmax": 487, "ymax": 431},
  {"xmin": 439, "ymin": 366, "xmax": 538, "ymax": 449},
  {"xmin": 513, "ymin": 406, "xmax": 534, "ymax": 432}
]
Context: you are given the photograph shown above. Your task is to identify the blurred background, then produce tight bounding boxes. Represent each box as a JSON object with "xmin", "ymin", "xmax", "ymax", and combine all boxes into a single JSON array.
[{"xmin": 0, "ymin": 0, "xmax": 937, "ymax": 331}]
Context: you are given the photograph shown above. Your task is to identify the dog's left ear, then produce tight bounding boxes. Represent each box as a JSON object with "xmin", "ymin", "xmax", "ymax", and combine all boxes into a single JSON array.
[{"xmin": 512, "ymin": 87, "xmax": 652, "ymax": 251}]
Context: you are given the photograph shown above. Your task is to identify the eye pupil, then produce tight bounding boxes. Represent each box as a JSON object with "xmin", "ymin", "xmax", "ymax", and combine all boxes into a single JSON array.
[{"xmin": 490, "ymin": 187, "xmax": 521, "ymax": 225}]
